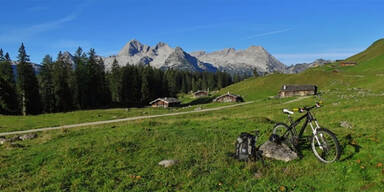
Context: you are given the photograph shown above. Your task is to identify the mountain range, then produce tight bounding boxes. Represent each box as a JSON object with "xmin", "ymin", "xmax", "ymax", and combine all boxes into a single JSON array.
[
  {"xmin": 10, "ymin": 39, "xmax": 332, "ymax": 75},
  {"xmin": 286, "ymin": 59, "xmax": 332, "ymax": 74},
  {"xmin": 103, "ymin": 40, "xmax": 288, "ymax": 75}
]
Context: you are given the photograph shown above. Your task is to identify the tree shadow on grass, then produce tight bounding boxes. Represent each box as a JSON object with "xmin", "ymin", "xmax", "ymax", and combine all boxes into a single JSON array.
[
  {"xmin": 180, "ymin": 96, "xmax": 216, "ymax": 107},
  {"xmin": 339, "ymin": 134, "xmax": 361, "ymax": 162}
]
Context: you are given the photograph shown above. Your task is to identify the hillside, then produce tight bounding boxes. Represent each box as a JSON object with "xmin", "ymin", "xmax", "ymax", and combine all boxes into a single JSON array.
[
  {"xmin": 221, "ymin": 39, "xmax": 384, "ymax": 100},
  {"xmin": 346, "ymin": 38, "xmax": 384, "ymax": 63}
]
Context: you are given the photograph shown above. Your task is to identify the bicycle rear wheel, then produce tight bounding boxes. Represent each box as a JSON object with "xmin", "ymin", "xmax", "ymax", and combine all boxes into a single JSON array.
[
  {"xmin": 272, "ymin": 123, "xmax": 297, "ymax": 150},
  {"xmin": 311, "ymin": 128, "xmax": 341, "ymax": 163}
]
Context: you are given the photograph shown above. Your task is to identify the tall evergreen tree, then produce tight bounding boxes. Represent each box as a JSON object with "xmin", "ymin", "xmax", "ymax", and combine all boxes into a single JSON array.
[
  {"xmin": 0, "ymin": 50, "xmax": 18, "ymax": 114},
  {"xmin": 16, "ymin": 43, "xmax": 42, "ymax": 115},
  {"xmin": 108, "ymin": 59, "xmax": 123, "ymax": 104},
  {"xmin": 86, "ymin": 48, "xmax": 109, "ymax": 108},
  {"xmin": 74, "ymin": 47, "xmax": 89, "ymax": 109},
  {"xmin": 165, "ymin": 70, "xmax": 177, "ymax": 97},
  {"xmin": 39, "ymin": 55, "xmax": 55, "ymax": 113},
  {"xmin": 121, "ymin": 65, "xmax": 140, "ymax": 107},
  {"xmin": 140, "ymin": 67, "xmax": 151, "ymax": 104},
  {"xmin": 52, "ymin": 52, "xmax": 73, "ymax": 112}
]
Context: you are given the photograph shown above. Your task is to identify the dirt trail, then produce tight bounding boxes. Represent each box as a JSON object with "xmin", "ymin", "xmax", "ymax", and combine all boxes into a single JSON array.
[
  {"xmin": 283, "ymin": 96, "xmax": 311, "ymax": 104},
  {"xmin": 0, "ymin": 101, "xmax": 254, "ymax": 136}
]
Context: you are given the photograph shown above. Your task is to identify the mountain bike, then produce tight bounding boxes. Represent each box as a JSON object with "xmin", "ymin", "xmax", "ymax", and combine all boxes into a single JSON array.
[{"xmin": 272, "ymin": 102, "xmax": 341, "ymax": 163}]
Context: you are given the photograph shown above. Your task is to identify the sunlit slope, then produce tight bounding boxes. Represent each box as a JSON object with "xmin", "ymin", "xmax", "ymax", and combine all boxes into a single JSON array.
[
  {"xmin": 346, "ymin": 38, "xmax": 384, "ymax": 64},
  {"xmin": 221, "ymin": 39, "xmax": 384, "ymax": 101}
]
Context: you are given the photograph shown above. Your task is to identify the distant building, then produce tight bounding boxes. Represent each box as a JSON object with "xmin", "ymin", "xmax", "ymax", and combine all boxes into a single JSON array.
[
  {"xmin": 149, "ymin": 97, "xmax": 180, "ymax": 108},
  {"xmin": 193, "ymin": 90, "xmax": 209, "ymax": 98},
  {"xmin": 279, "ymin": 85, "xmax": 318, "ymax": 98},
  {"xmin": 214, "ymin": 92, "xmax": 244, "ymax": 103},
  {"xmin": 340, "ymin": 62, "xmax": 357, "ymax": 67}
]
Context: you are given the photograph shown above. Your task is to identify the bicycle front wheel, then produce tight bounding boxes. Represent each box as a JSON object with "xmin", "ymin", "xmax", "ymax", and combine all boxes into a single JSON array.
[{"xmin": 311, "ymin": 128, "xmax": 341, "ymax": 163}]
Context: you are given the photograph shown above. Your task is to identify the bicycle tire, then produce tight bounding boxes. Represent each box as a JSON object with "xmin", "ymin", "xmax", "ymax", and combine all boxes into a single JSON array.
[
  {"xmin": 272, "ymin": 123, "xmax": 297, "ymax": 150},
  {"xmin": 311, "ymin": 128, "xmax": 341, "ymax": 163}
]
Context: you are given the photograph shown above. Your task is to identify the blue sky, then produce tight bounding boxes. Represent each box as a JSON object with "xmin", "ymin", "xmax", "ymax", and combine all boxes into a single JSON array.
[{"xmin": 1, "ymin": 0, "xmax": 383, "ymax": 65}]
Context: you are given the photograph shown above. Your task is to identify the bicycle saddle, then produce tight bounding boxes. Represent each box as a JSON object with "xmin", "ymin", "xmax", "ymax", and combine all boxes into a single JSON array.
[{"xmin": 283, "ymin": 109, "xmax": 294, "ymax": 115}]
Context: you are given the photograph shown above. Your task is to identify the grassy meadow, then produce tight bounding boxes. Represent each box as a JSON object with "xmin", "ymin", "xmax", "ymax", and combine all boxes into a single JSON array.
[
  {"xmin": 0, "ymin": 98, "xmax": 230, "ymax": 133},
  {"xmin": 0, "ymin": 40, "xmax": 384, "ymax": 191}
]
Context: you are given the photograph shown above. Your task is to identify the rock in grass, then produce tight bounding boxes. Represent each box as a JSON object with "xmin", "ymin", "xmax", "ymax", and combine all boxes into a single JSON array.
[
  {"xmin": 9, "ymin": 136, "xmax": 21, "ymax": 142},
  {"xmin": 0, "ymin": 137, "xmax": 6, "ymax": 145},
  {"xmin": 158, "ymin": 160, "xmax": 178, "ymax": 168},
  {"xmin": 259, "ymin": 141, "xmax": 298, "ymax": 162},
  {"xmin": 340, "ymin": 121, "xmax": 352, "ymax": 129},
  {"xmin": 19, "ymin": 133, "xmax": 38, "ymax": 141},
  {"xmin": 254, "ymin": 170, "xmax": 263, "ymax": 179}
]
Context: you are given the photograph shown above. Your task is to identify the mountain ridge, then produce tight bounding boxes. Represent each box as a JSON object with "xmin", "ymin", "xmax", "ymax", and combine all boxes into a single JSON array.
[{"xmin": 103, "ymin": 40, "xmax": 287, "ymax": 75}]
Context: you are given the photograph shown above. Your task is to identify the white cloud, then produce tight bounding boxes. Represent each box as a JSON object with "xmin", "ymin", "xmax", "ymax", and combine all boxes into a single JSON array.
[
  {"xmin": 0, "ymin": 0, "xmax": 91, "ymax": 43},
  {"xmin": 245, "ymin": 28, "xmax": 292, "ymax": 39},
  {"xmin": 0, "ymin": 13, "xmax": 77, "ymax": 43}
]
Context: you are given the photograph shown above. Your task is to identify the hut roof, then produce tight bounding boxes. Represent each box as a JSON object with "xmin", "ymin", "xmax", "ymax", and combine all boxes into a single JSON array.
[
  {"xmin": 281, "ymin": 85, "xmax": 317, "ymax": 92},
  {"xmin": 193, "ymin": 90, "xmax": 208, "ymax": 94},
  {"xmin": 149, "ymin": 97, "xmax": 180, "ymax": 104},
  {"xmin": 213, "ymin": 92, "xmax": 242, "ymax": 101}
]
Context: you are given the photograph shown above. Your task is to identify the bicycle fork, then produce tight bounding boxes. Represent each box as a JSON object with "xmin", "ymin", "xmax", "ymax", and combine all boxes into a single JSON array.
[{"xmin": 309, "ymin": 121, "xmax": 323, "ymax": 150}]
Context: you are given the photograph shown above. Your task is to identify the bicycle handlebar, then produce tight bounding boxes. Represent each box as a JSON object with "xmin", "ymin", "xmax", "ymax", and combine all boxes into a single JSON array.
[{"xmin": 294, "ymin": 101, "xmax": 322, "ymax": 113}]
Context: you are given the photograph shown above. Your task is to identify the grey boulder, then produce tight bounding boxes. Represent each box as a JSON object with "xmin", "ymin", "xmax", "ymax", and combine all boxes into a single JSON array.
[
  {"xmin": 0, "ymin": 137, "xmax": 6, "ymax": 145},
  {"xmin": 158, "ymin": 159, "xmax": 178, "ymax": 168},
  {"xmin": 19, "ymin": 133, "xmax": 37, "ymax": 141},
  {"xmin": 259, "ymin": 141, "xmax": 298, "ymax": 162}
]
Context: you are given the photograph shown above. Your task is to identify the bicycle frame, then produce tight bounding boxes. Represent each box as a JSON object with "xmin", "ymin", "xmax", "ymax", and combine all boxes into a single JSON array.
[{"xmin": 284, "ymin": 111, "xmax": 320, "ymax": 139}]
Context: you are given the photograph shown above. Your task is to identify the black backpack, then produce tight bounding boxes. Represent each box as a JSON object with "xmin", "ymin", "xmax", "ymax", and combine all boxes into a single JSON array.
[{"xmin": 235, "ymin": 131, "xmax": 263, "ymax": 162}]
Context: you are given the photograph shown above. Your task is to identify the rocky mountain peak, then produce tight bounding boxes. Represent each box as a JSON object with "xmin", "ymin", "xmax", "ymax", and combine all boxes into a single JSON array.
[
  {"xmin": 155, "ymin": 42, "xmax": 168, "ymax": 49},
  {"xmin": 119, "ymin": 39, "xmax": 148, "ymax": 56},
  {"xmin": 174, "ymin": 46, "xmax": 184, "ymax": 54},
  {"xmin": 190, "ymin": 51, "xmax": 206, "ymax": 57},
  {"xmin": 59, "ymin": 51, "xmax": 75, "ymax": 65},
  {"xmin": 247, "ymin": 45, "xmax": 265, "ymax": 52}
]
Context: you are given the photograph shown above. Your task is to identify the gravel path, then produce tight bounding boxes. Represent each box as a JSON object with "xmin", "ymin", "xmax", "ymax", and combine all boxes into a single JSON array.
[
  {"xmin": 283, "ymin": 96, "xmax": 311, "ymax": 104},
  {"xmin": 0, "ymin": 101, "xmax": 254, "ymax": 136}
]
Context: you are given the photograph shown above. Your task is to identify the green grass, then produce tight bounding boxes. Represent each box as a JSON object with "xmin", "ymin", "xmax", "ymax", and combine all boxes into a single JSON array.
[
  {"xmin": 1, "ymin": 40, "xmax": 384, "ymax": 191},
  {"xmin": 0, "ymin": 90, "xmax": 383, "ymax": 191},
  {"xmin": 0, "ymin": 101, "xmax": 231, "ymax": 133}
]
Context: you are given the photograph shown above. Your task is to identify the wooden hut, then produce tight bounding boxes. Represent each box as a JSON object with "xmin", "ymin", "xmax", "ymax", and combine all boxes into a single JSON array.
[
  {"xmin": 149, "ymin": 97, "xmax": 180, "ymax": 108},
  {"xmin": 214, "ymin": 92, "xmax": 244, "ymax": 103},
  {"xmin": 279, "ymin": 85, "xmax": 317, "ymax": 98},
  {"xmin": 193, "ymin": 90, "xmax": 209, "ymax": 98},
  {"xmin": 340, "ymin": 62, "xmax": 357, "ymax": 67}
]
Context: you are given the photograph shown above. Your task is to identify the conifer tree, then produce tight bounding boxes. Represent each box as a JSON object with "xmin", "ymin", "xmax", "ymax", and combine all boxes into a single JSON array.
[
  {"xmin": 108, "ymin": 59, "xmax": 123, "ymax": 104},
  {"xmin": 140, "ymin": 67, "xmax": 151, "ymax": 104},
  {"xmin": 0, "ymin": 50, "xmax": 18, "ymax": 114},
  {"xmin": 39, "ymin": 55, "xmax": 55, "ymax": 113},
  {"xmin": 86, "ymin": 48, "xmax": 109, "ymax": 108},
  {"xmin": 52, "ymin": 52, "xmax": 73, "ymax": 112},
  {"xmin": 74, "ymin": 47, "xmax": 89, "ymax": 109},
  {"xmin": 16, "ymin": 43, "xmax": 42, "ymax": 115}
]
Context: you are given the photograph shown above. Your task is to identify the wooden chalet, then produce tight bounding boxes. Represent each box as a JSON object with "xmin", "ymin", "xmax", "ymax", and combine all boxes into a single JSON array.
[
  {"xmin": 340, "ymin": 62, "xmax": 357, "ymax": 67},
  {"xmin": 149, "ymin": 97, "xmax": 180, "ymax": 108},
  {"xmin": 193, "ymin": 90, "xmax": 209, "ymax": 98},
  {"xmin": 279, "ymin": 85, "xmax": 318, "ymax": 98},
  {"xmin": 214, "ymin": 92, "xmax": 244, "ymax": 103}
]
